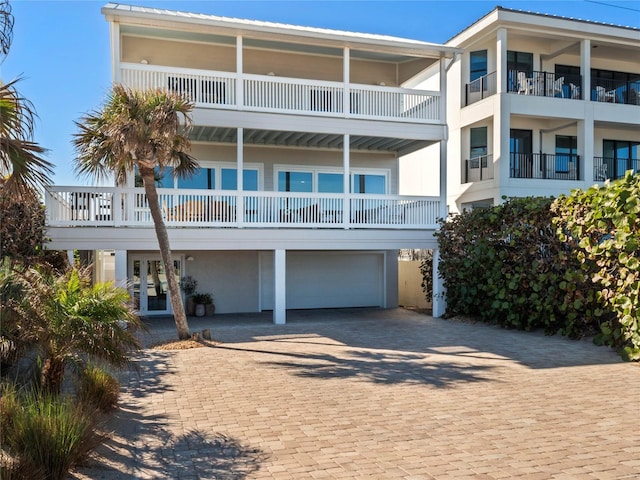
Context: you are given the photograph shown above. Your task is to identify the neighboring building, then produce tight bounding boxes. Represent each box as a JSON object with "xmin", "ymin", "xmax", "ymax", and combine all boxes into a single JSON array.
[
  {"xmin": 444, "ymin": 7, "xmax": 639, "ymax": 212},
  {"xmin": 45, "ymin": 3, "xmax": 457, "ymax": 322}
]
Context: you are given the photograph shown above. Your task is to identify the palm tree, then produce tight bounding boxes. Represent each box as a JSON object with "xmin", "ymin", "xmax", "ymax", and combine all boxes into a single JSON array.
[
  {"xmin": 0, "ymin": 0, "xmax": 13, "ymax": 58},
  {"xmin": 74, "ymin": 85, "xmax": 197, "ymax": 339},
  {"xmin": 8, "ymin": 266, "xmax": 143, "ymax": 394}
]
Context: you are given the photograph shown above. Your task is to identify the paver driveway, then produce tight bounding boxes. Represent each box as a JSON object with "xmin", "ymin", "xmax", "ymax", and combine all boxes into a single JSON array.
[{"xmin": 71, "ymin": 308, "xmax": 640, "ymax": 479}]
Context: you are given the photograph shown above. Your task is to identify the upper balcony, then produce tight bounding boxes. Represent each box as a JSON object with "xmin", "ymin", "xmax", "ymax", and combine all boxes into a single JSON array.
[
  {"xmin": 45, "ymin": 187, "xmax": 441, "ymax": 231},
  {"xmin": 465, "ymin": 70, "xmax": 640, "ymax": 107},
  {"xmin": 120, "ymin": 63, "xmax": 443, "ymax": 125}
]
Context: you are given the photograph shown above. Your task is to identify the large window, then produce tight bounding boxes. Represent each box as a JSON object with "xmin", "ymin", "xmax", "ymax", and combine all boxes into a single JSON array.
[
  {"xmin": 555, "ymin": 136, "xmax": 577, "ymax": 173},
  {"xmin": 140, "ymin": 164, "xmax": 260, "ymax": 190},
  {"xmin": 470, "ymin": 50, "xmax": 488, "ymax": 81},
  {"xmin": 276, "ymin": 167, "xmax": 388, "ymax": 194},
  {"xmin": 510, "ymin": 129, "xmax": 533, "ymax": 178},
  {"xmin": 604, "ymin": 139, "xmax": 640, "ymax": 178},
  {"xmin": 278, "ymin": 171, "xmax": 313, "ymax": 192},
  {"xmin": 352, "ymin": 173, "xmax": 386, "ymax": 194},
  {"xmin": 470, "ymin": 127, "xmax": 488, "ymax": 162},
  {"xmin": 507, "ymin": 51, "xmax": 533, "ymax": 74}
]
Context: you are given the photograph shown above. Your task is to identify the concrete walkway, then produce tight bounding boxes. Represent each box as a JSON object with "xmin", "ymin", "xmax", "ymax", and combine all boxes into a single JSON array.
[{"xmin": 71, "ymin": 308, "xmax": 640, "ymax": 479}]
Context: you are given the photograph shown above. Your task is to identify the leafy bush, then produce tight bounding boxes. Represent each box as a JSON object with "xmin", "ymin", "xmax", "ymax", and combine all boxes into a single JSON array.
[
  {"xmin": 553, "ymin": 171, "xmax": 640, "ymax": 360},
  {"xmin": 418, "ymin": 250, "xmax": 433, "ymax": 304},
  {"xmin": 435, "ymin": 196, "xmax": 606, "ymax": 337},
  {"xmin": 1, "ymin": 384, "xmax": 99, "ymax": 480},
  {"xmin": 77, "ymin": 365, "xmax": 120, "ymax": 412}
]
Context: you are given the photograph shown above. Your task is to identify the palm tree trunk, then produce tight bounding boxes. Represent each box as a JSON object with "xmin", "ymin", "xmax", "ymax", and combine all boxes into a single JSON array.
[{"xmin": 140, "ymin": 167, "xmax": 190, "ymax": 339}]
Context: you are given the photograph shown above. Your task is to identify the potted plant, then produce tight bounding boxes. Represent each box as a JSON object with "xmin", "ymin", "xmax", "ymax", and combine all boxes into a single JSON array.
[
  {"xmin": 180, "ymin": 276, "xmax": 198, "ymax": 315},
  {"xmin": 192, "ymin": 292, "xmax": 214, "ymax": 317}
]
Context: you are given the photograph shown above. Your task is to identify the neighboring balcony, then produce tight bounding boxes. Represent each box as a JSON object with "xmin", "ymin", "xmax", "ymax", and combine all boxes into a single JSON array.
[
  {"xmin": 510, "ymin": 153, "xmax": 580, "ymax": 180},
  {"xmin": 593, "ymin": 157, "xmax": 639, "ymax": 181},
  {"xmin": 590, "ymin": 78, "xmax": 640, "ymax": 105},
  {"xmin": 464, "ymin": 154, "xmax": 494, "ymax": 183},
  {"xmin": 508, "ymin": 70, "xmax": 582, "ymax": 99},
  {"xmin": 45, "ymin": 188, "xmax": 441, "ymax": 230},
  {"xmin": 120, "ymin": 64, "xmax": 443, "ymax": 124}
]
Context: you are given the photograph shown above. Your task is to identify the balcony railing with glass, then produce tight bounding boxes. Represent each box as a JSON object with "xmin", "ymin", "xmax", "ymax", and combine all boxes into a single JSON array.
[
  {"xmin": 464, "ymin": 154, "xmax": 494, "ymax": 182},
  {"xmin": 465, "ymin": 72, "xmax": 497, "ymax": 106},
  {"xmin": 510, "ymin": 153, "xmax": 580, "ymax": 180},
  {"xmin": 590, "ymin": 78, "xmax": 640, "ymax": 105},
  {"xmin": 45, "ymin": 187, "xmax": 441, "ymax": 230},
  {"xmin": 508, "ymin": 70, "xmax": 582, "ymax": 99},
  {"xmin": 593, "ymin": 157, "xmax": 639, "ymax": 181},
  {"xmin": 120, "ymin": 64, "xmax": 442, "ymax": 123}
]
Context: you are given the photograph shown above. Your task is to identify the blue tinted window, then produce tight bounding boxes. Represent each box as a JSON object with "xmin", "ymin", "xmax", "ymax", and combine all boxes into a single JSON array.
[
  {"xmin": 353, "ymin": 174, "xmax": 385, "ymax": 194},
  {"xmin": 318, "ymin": 173, "xmax": 343, "ymax": 193},
  {"xmin": 243, "ymin": 170, "xmax": 258, "ymax": 191},
  {"xmin": 155, "ymin": 167, "xmax": 174, "ymax": 188},
  {"xmin": 470, "ymin": 50, "xmax": 488, "ymax": 81},
  {"xmin": 221, "ymin": 168, "xmax": 237, "ymax": 190},
  {"xmin": 177, "ymin": 168, "xmax": 213, "ymax": 189},
  {"xmin": 278, "ymin": 171, "xmax": 312, "ymax": 192}
]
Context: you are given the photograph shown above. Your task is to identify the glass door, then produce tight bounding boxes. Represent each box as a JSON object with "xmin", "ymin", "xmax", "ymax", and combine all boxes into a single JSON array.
[
  {"xmin": 510, "ymin": 129, "xmax": 533, "ymax": 178},
  {"xmin": 132, "ymin": 258, "xmax": 181, "ymax": 315}
]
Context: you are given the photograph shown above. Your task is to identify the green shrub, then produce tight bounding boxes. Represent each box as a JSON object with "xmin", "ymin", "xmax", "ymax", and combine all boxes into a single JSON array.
[
  {"xmin": 77, "ymin": 365, "xmax": 120, "ymax": 412},
  {"xmin": 1, "ymin": 384, "xmax": 99, "ymax": 480},
  {"xmin": 435, "ymin": 197, "xmax": 606, "ymax": 337},
  {"xmin": 553, "ymin": 171, "xmax": 640, "ymax": 360}
]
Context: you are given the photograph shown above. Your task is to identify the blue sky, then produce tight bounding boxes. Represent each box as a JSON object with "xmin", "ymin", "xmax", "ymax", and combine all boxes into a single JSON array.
[{"xmin": 3, "ymin": 0, "xmax": 639, "ymax": 185}]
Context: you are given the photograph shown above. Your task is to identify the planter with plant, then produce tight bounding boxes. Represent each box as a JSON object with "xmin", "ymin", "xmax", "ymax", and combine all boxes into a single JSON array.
[
  {"xmin": 191, "ymin": 292, "xmax": 214, "ymax": 317},
  {"xmin": 180, "ymin": 276, "xmax": 198, "ymax": 316}
]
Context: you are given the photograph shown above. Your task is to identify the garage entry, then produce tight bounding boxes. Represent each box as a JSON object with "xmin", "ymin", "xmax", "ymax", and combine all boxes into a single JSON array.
[{"xmin": 260, "ymin": 251, "xmax": 384, "ymax": 310}]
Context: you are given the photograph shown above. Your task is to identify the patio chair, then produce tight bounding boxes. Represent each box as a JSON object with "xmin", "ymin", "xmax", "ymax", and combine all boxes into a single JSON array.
[{"xmin": 517, "ymin": 72, "xmax": 530, "ymax": 95}]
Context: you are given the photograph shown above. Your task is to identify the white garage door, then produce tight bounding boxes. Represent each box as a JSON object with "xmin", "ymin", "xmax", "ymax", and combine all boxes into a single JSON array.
[{"xmin": 260, "ymin": 252, "xmax": 384, "ymax": 310}]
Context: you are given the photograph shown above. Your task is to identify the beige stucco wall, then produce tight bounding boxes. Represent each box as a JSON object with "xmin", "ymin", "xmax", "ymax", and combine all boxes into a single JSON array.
[{"xmin": 398, "ymin": 260, "xmax": 430, "ymax": 308}]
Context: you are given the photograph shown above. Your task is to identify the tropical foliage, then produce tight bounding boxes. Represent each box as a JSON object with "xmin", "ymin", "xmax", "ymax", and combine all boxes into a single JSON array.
[
  {"xmin": 553, "ymin": 171, "xmax": 640, "ymax": 360},
  {"xmin": 74, "ymin": 85, "xmax": 197, "ymax": 339}
]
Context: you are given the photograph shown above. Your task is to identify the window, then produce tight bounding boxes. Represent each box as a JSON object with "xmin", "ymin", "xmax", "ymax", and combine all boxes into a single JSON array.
[
  {"xmin": 178, "ymin": 168, "xmax": 214, "ymax": 189},
  {"xmin": 353, "ymin": 174, "xmax": 386, "ymax": 194},
  {"xmin": 318, "ymin": 173, "xmax": 344, "ymax": 193},
  {"xmin": 507, "ymin": 51, "xmax": 533, "ymax": 74},
  {"xmin": 220, "ymin": 168, "xmax": 259, "ymax": 191},
  {"xmin": 278, "ymin": 171, "xmax": 313, "ymax": 192},
  {"xmin": 470, "ymin": 127, "xmax": 488, "ymax": 167},
  {"xmin": 604, "ymin": 139, "xmax": 640, "ymax": 178},
  {"xmin": 470, "ymin": 50, "xmax": 488, "ymax": 81},
  {"xmin": 510, "ymin": 129, "xmax": 533, "ymax": 178},
  {"xmin": 555, "ymin": 136, "xmax": 577, "ymax": 173}
]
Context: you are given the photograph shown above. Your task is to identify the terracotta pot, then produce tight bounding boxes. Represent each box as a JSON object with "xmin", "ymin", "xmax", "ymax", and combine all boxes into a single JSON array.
[
  {"xmin": 186, "ymin": 296, "xmax": 195, "ymax": 316},
  {"xmin": 195, "ymin": 304, "xmax": 205, "ymax": 317},
  {"xmin": 205, "ymin": 303, "xmax": 215, "ymax": 316}
]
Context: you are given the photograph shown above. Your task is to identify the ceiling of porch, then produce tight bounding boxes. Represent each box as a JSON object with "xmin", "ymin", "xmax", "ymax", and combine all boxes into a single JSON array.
[{"xmin": 190, "ymin": 126, "xmax": 433, "ymax": 155}]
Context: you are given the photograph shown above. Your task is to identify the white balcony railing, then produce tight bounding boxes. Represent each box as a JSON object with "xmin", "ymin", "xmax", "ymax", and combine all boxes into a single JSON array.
[
  {"xmin": 120, "ymin": 63, "xmax": 442, "ymax": 123},
  {"xmin": 45, "ymin": 187, "xmax": 441, "ymax": 230}
]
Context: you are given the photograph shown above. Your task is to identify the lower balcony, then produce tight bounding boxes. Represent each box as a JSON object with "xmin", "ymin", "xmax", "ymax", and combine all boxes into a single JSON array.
[
  {"xmin": 45, "ymin": 188, "xmax": 441, "ymax": 230},
  {"xmin": 593, "ymin": 157, "xmax": 639, "ymax": 181},
  {"xmin": 510, "ymin": 153, "xmax": 580, "ymax": 180}
]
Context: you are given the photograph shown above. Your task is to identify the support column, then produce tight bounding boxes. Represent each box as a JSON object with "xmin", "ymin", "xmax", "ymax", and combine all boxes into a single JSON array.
[
  {"xmin": 581, "ymin": 39, "xmax": 591, "ymax": 101},
  {"xmin": 343, "ymin": 47, "xmax": 350, "ymax": 117},
  {"xmin": 439, "ymin": 57, "xmax": 448, "ymax": 220},
  {"xmin": 342, "ymin": 134, "xmax": 350, "ymax": 229},
  {"xmin": 114, "ymin": 250, "xmax": 127, "ymax": 289},
  {"xmin": 432, "ymin": 248, "xmax": 446, "ymax": 318},
  {"xmin": 579, "ymin": 111, "xmax": 595, "ymax": 182},
  {"xmin": 274, "ymin": 249, "xmax": 286, "ymax": 324},
  {"xmin": 236, "ymin": 36, "xmax": 244, "ymax": 109},
  {"xmin": 496, "ymin": 28, "xmax": 507, "ymax": 94},
  {"xmin": 237, "ymin": 127, "xmax": 244, "ymax": 228}
]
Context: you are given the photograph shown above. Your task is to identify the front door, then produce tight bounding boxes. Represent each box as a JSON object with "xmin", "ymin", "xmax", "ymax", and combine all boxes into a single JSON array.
[{"xmin": 132, "ymin": 258, "xmax": 181, "ymax": 315}]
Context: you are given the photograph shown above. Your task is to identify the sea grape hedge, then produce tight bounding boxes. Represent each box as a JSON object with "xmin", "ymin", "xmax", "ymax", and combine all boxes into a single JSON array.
[
  {"xmin": 552, "ymin": 171, "xmax": 640, "ymax": 360},
  {"xmin": 433, "ymin": 176, "xmax": 640, "ymax": 360},
  {"xmin": 434, "ymin": 197, "xmax": 608, "ymax": 340}
]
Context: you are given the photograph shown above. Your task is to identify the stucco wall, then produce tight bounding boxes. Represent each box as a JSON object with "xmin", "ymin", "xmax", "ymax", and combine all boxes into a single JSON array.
[{"xmin": 398, "ymin": 260, "xmax": 430, "ymax": 308}]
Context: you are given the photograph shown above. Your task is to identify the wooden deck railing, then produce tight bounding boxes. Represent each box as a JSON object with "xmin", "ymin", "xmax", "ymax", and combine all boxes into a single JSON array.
[
  {"xmin": 120, "ymin": 63, "xmax": 442, "ymax": 123},
  {"xmin": 45, "ymin": 187, "xmax": 441, "ymax": 230}
]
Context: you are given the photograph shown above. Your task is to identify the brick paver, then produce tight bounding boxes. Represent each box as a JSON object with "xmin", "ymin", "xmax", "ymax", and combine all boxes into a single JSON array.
[{"xmin": 70, "ymin": 308, "xmax": 640, "ymax": 479}]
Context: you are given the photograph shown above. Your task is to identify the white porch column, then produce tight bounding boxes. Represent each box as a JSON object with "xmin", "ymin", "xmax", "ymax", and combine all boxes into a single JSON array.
[
  {"xmin": 496, "ymin": 28, "xmax": 507, "ymax": 94},
  {"xmin": 236, "ymin": 35, "xmax": 244, "ymax": 109},
  {"xmin": 579, "ymin": 110, "xmax": 595, "ymax": 181},
  {"xmin": 110, "ymin": 22, "xmax": 121, "ymax": 83},
  {"xmin": 274, "ymin": 249, "xmax": 286, "ymax": 324},
  {"xmin": 342, "ymin": 134, "xmax": 350, "ymax": 229},
  {"xmin": 343, "ymin": 47, "xmax": 350, "ymax": 117},
  {"xmin": 432, "ymin": 248, "xmax": 446, "ymax": 318},
  {"xmin": 439, "ymin": 57, "xmax": 448, "ymax": 219},
  {"xmin": 114, "ymin": 250, "xmax": 127, "ymax": 289},
  {"xmin": 581, "ymin": 39, "xmax": 591, "ymax": 101},
  {"xmin": 237, "ymin": 127, "xmax": 244, "ymax": 228},
  {"xmin": 495, "ymin": 95, "xmax": 510, "ymax": 196}
]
